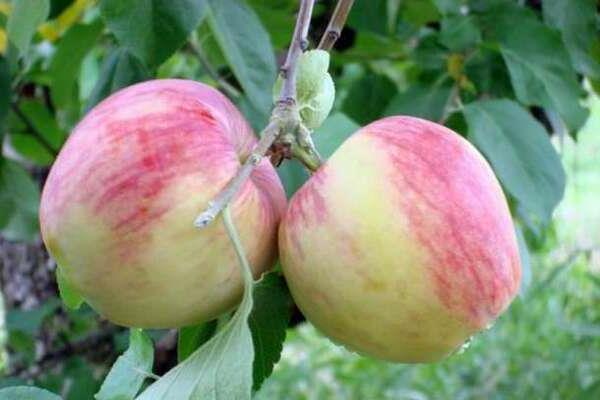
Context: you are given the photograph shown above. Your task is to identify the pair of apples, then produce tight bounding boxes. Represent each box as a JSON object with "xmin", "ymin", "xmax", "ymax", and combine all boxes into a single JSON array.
[{"xmin": 40, "ymin": 80, "xmax": 521, "ymax": 363}]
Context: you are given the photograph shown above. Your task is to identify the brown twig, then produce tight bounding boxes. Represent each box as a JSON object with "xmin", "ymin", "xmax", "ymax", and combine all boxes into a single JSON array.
[
  {"xmin": 317, "ymin": 0, "xmax": 355, "ymax": 51},
  {"xmin": 194, "ymin": 0, "xmax": 316, "ymax": 228},
  {"xmin": 279, "ymin": 0, "xmax": 315, "ymax": 101}
]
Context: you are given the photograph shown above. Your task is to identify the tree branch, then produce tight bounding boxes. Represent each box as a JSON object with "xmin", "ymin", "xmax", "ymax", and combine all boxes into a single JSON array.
[
  {"xmin": 279, "ymin": 0, "xmax": 315, "ymax": 101},
  {"xmin": 194, "ymin": 0, "xmax": 316, "ymax": 229},
  {"xmin": 317, "ymin": 0, "xmax": 355, "ymax": 51}
]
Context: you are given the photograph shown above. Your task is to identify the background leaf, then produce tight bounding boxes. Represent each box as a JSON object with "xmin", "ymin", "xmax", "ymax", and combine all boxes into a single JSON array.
[
  {"xmin": 15, "ymin": 100, "xmax": 66, "ymax": 150},
  {"xmin": 439, "ymin": 15, "xmax": 480, "ymax": 51},
  {"xmin": 6, "ymin": 0, "xmax": 50, "ymax": 55},
  {"xmin": 313, "ymin": 112, "xmax": 360, "ymax": 159},
  {"xmin": 0, "ymin": 386, "xmax": 61, "ymax": 400},
  {"xmin": 542, "ymin": 0, "xmax": 600, "ymax": 80},
  {"xmin": 515, "ymin": 225, "xmax": 532, "ymax": 296},
  {"xmin": 342, "ymin": 73, "xmax": 396, "ymax": 125},
  {"xmin": 464, "ymin": 99, "xmax": 565, "ymax": 224},
  {"xmin": 384, "ymin": 82, "xmax": 452, "ymax": 122},
  {"xmin": 177, "ymin": 321, "xmax": 217, "ymax": 363},
  {"xmin": 0, "ymin": 159, "xmax": 41, "ymax": 242},
  {"xmin": 99, "ymin": 0, "xmax": 207, "ymax": 68},
  {"xmin": 277, "ymin": 113, "xmax": 359, "ymax": 198},
  {"xmin": 95, "ymin": 329, "xmax": 154, "ymax": 400},
  {"xmin": 485, "ymin": 3, "xmax": 589, "ymax": 132},
  {"xmin": 49, "ymin": 21, "xmax": 103, "ymax": 109},
  {"xmin": 0, "ymin": 57, "xmax": 9, "ymax": 141},
  {"xmin": 85, "ymin": 48, "xmax": 149, "ymax": 110},
  {"xmin": 207, "ymin": 0, "xmax": 276, "ymax": 115},
  {"xmin": 56, "ymin": 267, "xmax": 84, "ymax": 310}
]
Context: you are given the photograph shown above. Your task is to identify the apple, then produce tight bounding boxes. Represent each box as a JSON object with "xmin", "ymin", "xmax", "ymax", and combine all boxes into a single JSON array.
[
  {"xmin": 40, "ymin": 79, "xmax": 286, "ymax": 328},
  {"xmin": 279, "ymin": 116, "xmax": 521, "ymax": 362}
]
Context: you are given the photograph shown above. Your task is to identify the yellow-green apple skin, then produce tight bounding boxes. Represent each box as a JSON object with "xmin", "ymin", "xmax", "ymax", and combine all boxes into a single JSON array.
[
  {"xmin": 40, "ymin": 79, "xmax": 286, "ymax": 328},
  {"xmin": 279, "ymin": 116, "xmax": 521, "ymax": 363}
]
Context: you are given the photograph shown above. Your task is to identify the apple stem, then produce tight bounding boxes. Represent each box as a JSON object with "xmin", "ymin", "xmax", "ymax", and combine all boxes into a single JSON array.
[
  {"xmin": 194, "ymin": 117, "xmax": 281, "ymax": 228},
  {"xmin": 317, "ymin": 0, "xmax": 355, "ymax": 51},
  {"xmin": 195, "ymin": 0, "xmax": 356, "ymax": 229},
  {"xmin": 194, "ymin": 0, "xmax": 317, "ymax": 228},
  {"xmin": 222, "ymin": 206, "xmax": 254, "ymax": 304}
]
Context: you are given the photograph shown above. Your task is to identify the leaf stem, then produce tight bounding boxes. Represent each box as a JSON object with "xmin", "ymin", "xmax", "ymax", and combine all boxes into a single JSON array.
[
  {"xmin": 222, "ymin": 206, "xmax": 253, "ymax": 304},
  {"xmin": 317, "ymin": 0, "xmax": 355, "ymax": 51}
]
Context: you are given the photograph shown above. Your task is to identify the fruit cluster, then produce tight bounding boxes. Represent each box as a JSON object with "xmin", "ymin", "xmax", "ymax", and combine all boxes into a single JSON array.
[{"xmin": 40, "ymin": 80, "xmax": 520, "ymax": 363}]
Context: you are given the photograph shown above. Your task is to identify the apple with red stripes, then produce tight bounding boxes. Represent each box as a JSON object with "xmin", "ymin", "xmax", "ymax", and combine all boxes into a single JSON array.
[
  {"xmin": 278, "ymin": 116, "xmax": 521, "ymax": 362},
  {"xmin": 40, "ymin": 80, "xmax": 286, "ymax": 328}
]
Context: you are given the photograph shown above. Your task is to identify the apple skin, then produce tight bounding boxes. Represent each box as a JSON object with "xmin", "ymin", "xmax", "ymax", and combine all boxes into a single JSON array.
[
  {"xmin": 279, "ymin": 116, "xmax": 521, "ymax": 363},
  {"xmin": 40, "ymin": 79, "xmax": 286, "ymax": 328}
]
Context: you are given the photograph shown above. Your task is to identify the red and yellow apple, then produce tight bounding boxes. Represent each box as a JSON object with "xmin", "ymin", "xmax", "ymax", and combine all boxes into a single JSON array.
[
  {"xmin": 40, "ymin": 79, "xmax": 286, "ymax": 328},
  {"xmin": 279, "ymin": 116, "xmax": 521, "ymax": 362}
]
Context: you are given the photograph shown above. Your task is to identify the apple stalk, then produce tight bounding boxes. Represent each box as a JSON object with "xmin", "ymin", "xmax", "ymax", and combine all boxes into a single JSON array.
[{"xmin": 195, "ymin": 0, "xmax": 355, "ymax": 229}]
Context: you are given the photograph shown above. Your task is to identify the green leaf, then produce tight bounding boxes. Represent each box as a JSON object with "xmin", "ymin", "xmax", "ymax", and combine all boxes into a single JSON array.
[
  {"xmin": 439, "ymin": 15, "xmax": 481, "ymax": 51},
  {"xmin": 249, "ymin": 272, "xmax": 293, "ymax": 391},
  {"xmin": 56, "ymin": 267, "xmax": 85, "ymax": 310},
  {"xmin": 384, "ymin": 82, "xmax": 453, "ymax": 122},
  {"xmin": 0, "ymin": 58, "xmax": 9, "ymax": 143},
  {"xmin": 95, "ymin": 329, "xmax": 154, "ymax": 400},
  {"xmin": 207, "ymin": 0, "xmax": 276, "ymax": 115},
  {"xmin": 6, "ymin": 0, "xmax": 50, "ymax": 55},
  {"xmin": 177, "ymin": 321, "xmax": 217, "ymax": 362},
  {"xmin": 9, "ymin": 135, "xmax": 55, "ymax": 166},
  {"xmin": 463, "ymin": 99, "xmax": 565, "ymax": 224},
  {"xmin": 236, "ymin": 95, "xmax": 270, "ymax": 133},
  {"xmin": 542, "ymin": 0, "xmax": 600, "ymax": 79},
  {"xmin": 277, "ymin": 159, "xmax": 309, "ymax": 199},
  {"xmin": 245, "ymin": 0, "xmax": 295, "ymax": 49},
  {"xmin": 137, "ymin": 207, "xmax": 255, "ymax": 400},
  {"xmin": 348, "ymin": 0, "xmax": 391, "ymax": 36},
  {"xmin": 484, "ymin": 3, "xmax": 589, "ymax": 131},
  {"xmin": 17, "ymin": 100, "xmax": 66, "ymax": 150},
  {"xmin": 401, "ymin": 0, "xmax": 440, "ymax": 27},
  {"xmin": 334, "ymin": 31, "xmax": 405, "ymax": 63},
  {"xmin": 49, "ymin": 0, "xmax": 75, "ymax": 20},
  {"xmin": 432, "ymin": 0, "xmax": 462, "ymax": 15},
  {"xmin": 49, "ymin": 21, "xmax": 104, "ymax": 109},
  {"xmin": 99, "ymin": 0, "xmax": 207, "ymax": 68},
  {"xmin": 85, "ymin": 49, "xmax": 149, "ymax": 111},
  {"xmin": 342, "ymin": 73, "xmax": 397, "ymax": 125},
  {"xmin": 6, "ymin": 298, "xmax": 61, "ymax": 335},
  {"xmin": 515, "ymin": 224, "xmax": 531, "ymax": 297},
  {"xmin": 0, "ymin": 159, "xmax": 41, "ymax": 242},
  {"xmin": 277, "ymin": 113, "xmax": 359, "ymax": 198},
  {"xmin": 0, "ymin": 386, "xmax": 61, "ymax": 400},
  {"xmin": 313, "ymin": 112, "xmax": 360, "ymax": 160}
]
